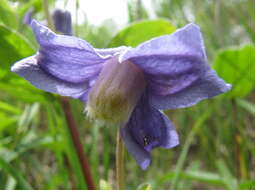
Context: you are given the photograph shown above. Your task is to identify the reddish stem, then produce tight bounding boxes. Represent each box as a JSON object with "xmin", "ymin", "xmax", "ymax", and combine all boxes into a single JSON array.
[{"xmin": 60, "ymin": 97, "xmax": 97, "ymax": 190}]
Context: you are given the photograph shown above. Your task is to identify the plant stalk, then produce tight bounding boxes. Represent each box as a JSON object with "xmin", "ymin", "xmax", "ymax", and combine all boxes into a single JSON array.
[
  {"xmin": 116, "ymin": 131, "xmax": 125, "ymax": 190},
  {"xmin": 60, "ymin": 97, "xmax": 97, "ymax": 190},
  {"xmin": 42, "ymin": 1, "xmax": 96, "ymax": 189},
  {"xmin": 75, "ymin": 0, "xmax": 79, "ymax": 36},
  {"xmin": 42, "ymin": 0, "xmax": 53, "ymax": 29}
]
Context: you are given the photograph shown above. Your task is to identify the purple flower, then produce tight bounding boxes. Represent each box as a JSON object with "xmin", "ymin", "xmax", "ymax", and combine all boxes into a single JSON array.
[
  {"xmin": 11, "ymin": 20, "xmax": 231, "ymax": 169},
  {"xmin": 52, "ymin": 9, "xmax": 72, "ymax": 35},
  {"xmin": 23, "ymin": 8, "xmax": 33, "ymax": 25}
]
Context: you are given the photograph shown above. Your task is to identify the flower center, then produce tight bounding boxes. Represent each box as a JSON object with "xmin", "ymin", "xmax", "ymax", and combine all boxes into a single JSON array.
[{"xmin": 86, "ymin": 56, "xmax": 146, "ymax": 125}]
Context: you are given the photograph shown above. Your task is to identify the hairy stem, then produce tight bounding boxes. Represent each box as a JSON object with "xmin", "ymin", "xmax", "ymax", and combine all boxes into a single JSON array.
[
  {"xmin": 60, "ymin": 97, "xmax": 97, "ymax": 190},
  {"xmin": 116, "ymin": 131, "xmax": 125, "ymax": 190}
]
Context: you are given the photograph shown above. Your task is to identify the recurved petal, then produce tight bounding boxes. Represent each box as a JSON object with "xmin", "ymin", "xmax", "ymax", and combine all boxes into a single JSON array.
[
  {"xmin": 121, "ymin": 95, "xmax": 179, "ymax": 169},
  {"xmin": 120, "ymin": 126, "xmax": 151, "ymax": 170},
  {"xmin": 119, "ymin": 23, "xmax": 210, "ymax": 97},
  {"xmin": 160, "ymin": 113, "xmax": 179, "ymax": 149},
  {"xmin": 11, "ymin": 55, "xmax": 89, "ymax": 99},
  {"xmin": 31, "ymin": 20, "xmax": 110, "ymax": 83},
  {"xmin": 150, "ymin": 69, "xmax": 231, "ymax": 110},
  {"xmin": 119, "ymin": 23, "xmax": 206, "ymax": 74}
]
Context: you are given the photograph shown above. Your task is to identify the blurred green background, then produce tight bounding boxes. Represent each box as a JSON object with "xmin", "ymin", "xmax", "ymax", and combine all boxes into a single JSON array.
[{"xmin": 0, "ymin": 0, "xmax": 255, "ymax": 189}]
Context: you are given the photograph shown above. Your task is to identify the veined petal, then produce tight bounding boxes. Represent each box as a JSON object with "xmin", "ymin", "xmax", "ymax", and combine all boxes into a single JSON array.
[
  {"xmin": 160, "ymin": 113, "xmax": 179, "ymax": 149},
  {"xmin": 119, "ymin": 23, "xmax": 206, "ymax": 73},
  {"xmin": 150, "ymin": 70, "xmax": 231, "ymax": 110},
  {"xmin": 119, "ymin": 23, "xmax": 210, "ymax": 96},
  {"xmin": 31, "ymin": 20, "xmax": 110, "ymax": 83},
  {"xmin": 122, "ymin": 94, "xmax": 179, "ymax": 169},
  {"xmin": 120, "ymin": 126, "xmax": 151, "ymax": 170},
  {"xmin": 119, "ymin": 23, "xmax": 231, "ymax": 109},
  {"xmin": 11, "ymin": 55, "xmax": 89, "ymax": 99}
]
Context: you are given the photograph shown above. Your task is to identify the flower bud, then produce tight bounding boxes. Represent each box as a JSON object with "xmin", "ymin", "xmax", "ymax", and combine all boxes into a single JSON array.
[
  {"xmin": 86, "ymin": 57, "xmax": 146, "ymax": 125},
  {"xmin": 53, "ymin": 9, "xmax": 72, "ymax": 35},
  {"xmin": 23, "ymin": 8, "xmax": 33, "ymax": 25}
]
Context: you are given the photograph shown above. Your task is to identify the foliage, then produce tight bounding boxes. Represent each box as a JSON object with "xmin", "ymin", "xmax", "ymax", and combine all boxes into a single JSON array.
[
  {"xmin": 214, "ymin": 45, "xmax": 255, "ymax": 98},
  {"xmin": 109, "ymin": 19, "xmax": 176, "ymax": 47},
  {"xmin": 0, "ymin": 0, "xmax": 254, "ymax": 190}
]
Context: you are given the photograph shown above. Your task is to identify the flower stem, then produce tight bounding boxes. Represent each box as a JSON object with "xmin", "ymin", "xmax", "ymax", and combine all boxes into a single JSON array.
[
  {"xmin": 116, "ymin": 131, "xmax": 125, "ymax": 190},
  {"xmin": 42, "ymin": 0, "xmax": 53, "ymax": 29},
  {"xmin": 231, "ymin": 99, "xmax": 248, "ymax": 179},
  {"xmin": 60, "ymin": 97, "xmax": 97, "ymax": 190},
  {"xmin": 41, "ymin": 1, "xmax": 96, "ymax": 188},
  {"xmin": 171, "ymin": 110, "xmax": 211, "ymax": 190},
  {"xmin": 75, "ymin": 0, "xmax": 79, "ymax": 36}
]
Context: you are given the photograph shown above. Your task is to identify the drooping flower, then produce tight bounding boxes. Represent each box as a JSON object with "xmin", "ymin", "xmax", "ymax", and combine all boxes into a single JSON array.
[
  {"xmin": 11, "ymin": 20, "xmax": 231, "ymax": 169},
  {"xmin": 52, "ymin": 9, "xmax": 72, "ymax": 35}
]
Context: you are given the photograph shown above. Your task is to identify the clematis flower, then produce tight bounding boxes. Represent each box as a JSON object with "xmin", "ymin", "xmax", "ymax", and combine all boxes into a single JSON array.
[
  {"xmin": 52, "ymin": 9, "xmax": 72, "ymax": 35},
  {"xmin": 11, "ymin": 20, "xmax": 231, "ymax": 169}
]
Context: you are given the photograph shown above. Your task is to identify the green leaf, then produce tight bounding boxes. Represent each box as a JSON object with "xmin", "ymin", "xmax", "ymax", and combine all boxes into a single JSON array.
[
  {"xmin": 216, "ymin": 160, "xmax": 238, "ymax": 190},
  {"xmin": 99, "ymin": 179, "xmax": 112, "ymax": 190},
  {"xmin": 0, "ymin": 25, "xmax": 52, "ymax": 103},
  {"xmin": 0, "ymin": 157, "xmax": 34, "ymax": 190},
  {"xmin": 213, "ymin": 45, "xmax": 255, "ymax": 98},
  {"xmin": 0, "ymin": 101, "xmax": 22, "ymax": 115},
  {"xmin": 0, "ymin": 79, "xmax": 48, "ymax": 103},
  {"xmin": 137, "ymin": 183, "xmax": 152, "ymax": 190},
  {"xmin": 0, "ymin": 25, "xmax": 34, "ymax": 78},
  {"xmin": 170, "ymin": 110, "xmax": 212, "ymax": 190},
  {"xmin": 239, "ymin": 180, "xmax": 255, "ymax": 190},
  {"xmin": 108, "ymin": 19, "xmax": 176, "ymax": 47},
  {"xmin": 0, "ymin": 0, "xmax": 18, "ymax": 29},
  {"xmin": 237, "ymin": 99, "xmax": 255, "ymax": 116},
  {"xmin": 158, "ymin": 170, "xmax": 224, "ymax": 187}
]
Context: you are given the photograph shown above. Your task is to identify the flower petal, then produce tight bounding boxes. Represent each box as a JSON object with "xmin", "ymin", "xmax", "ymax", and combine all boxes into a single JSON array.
[
  {"xmin": 31, "ymin": 20, "xmax": 110, "ymax": 83},
  {"xmin": 119, "ymin": 23, "xmax": 231, "ymax": 109},
  {"xmin": 150, "ymin": 70, "xmax": 231, "ymax": 110},
  {"xmin": 119, "ymin": 23, "xmax": 206, "ymax": 74},
  {"xmin": 11, "ymin": 55, "xmax": 89, "ymax": 99},
  {"xmin": 160, "ymin": 113, "xmax": 179, "ymax": 149},
  {"xmin": 120, "ymin": 126, "xmax": 151, "ymax": 170},
  {"xmin": 121, "ymin": 94, "xmax": 179, "ymax": 169},
  {"xmin": 119, "ymin": 24, "xmax": 209, "ymax": 94}
]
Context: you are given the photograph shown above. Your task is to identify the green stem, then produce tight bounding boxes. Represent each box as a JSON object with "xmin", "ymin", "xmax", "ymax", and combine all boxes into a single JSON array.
[
  {"xmin": 42, "ymin": 0, "xmax": 53, "ymax": 29},
  {"xmin": 75, "ymin": 0, "xmax": 79, "ymax": 36},
  {"xmin": 60, "ymin": 97, "xmax": 97, "ymax": 190},
  {"xmin": 171, "ymin": 110, "xmax": 211, "ymax": 190},
  {"xmin": 41, "ymin": 2, "xmax": 96, "ymax": 188},
  {"xmin": 116, "ymin": 131, "xmax": 125, "ymax": 190}
]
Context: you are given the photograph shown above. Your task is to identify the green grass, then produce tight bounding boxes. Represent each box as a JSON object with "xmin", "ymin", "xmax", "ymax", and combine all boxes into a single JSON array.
[{"xmin": 0, "ymin": 0, "xmax": 255, "ymax": 189}]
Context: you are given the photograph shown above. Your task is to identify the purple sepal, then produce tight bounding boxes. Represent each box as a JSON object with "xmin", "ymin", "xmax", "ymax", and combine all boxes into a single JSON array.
[
  {"xmin": 120, "ymin": 126, "xmax": 151, "ymax": 170},
  {"xmin": 121, "ymin": 94, "xmax": 179, "ymax": 169},
  {"xmin": 150, "ymin": 69, "xmax": 231, "ymax": 110},
  {"xmin": 120, "ymin": 23, "xmax": 231, "ymax": 109},
  {"xmin": 30, "ymin": 20, "xmax": 110, "ymax": 83},
  {"xmin": 11, "ymin": 55, "xmax": 89, "ymax": 99}
]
